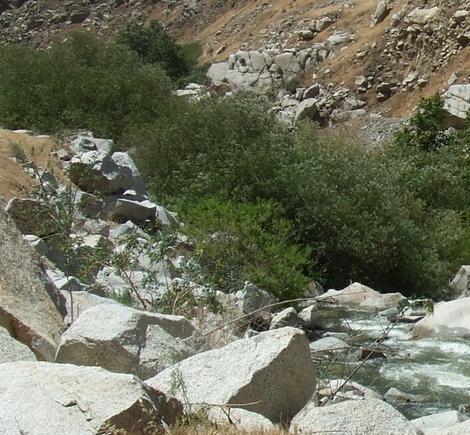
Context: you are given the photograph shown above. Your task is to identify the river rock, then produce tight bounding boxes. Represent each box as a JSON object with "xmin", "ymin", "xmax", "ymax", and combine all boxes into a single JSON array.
[
  {"xmin": 384, "ymin": 387, "xmax": 426, "ymax": 404},
  {"xmin": 145, "ymin": 327, "xmax": 315, "ymax": 422},
  {"xmin": 0, "ymin": 208, "xmax": 64, "ymax": 361},
  {"xmin": 317, "ymin": 379, "xmax": 382, "ymax": 403},
  {"xmin": 434, "ymin": 419, "xmax": 470, "ymax": 435},
  {"xmin": 310, "ymin": 336, "xmax": 349, "ymax": 353},
  {"xmin": 55, "ymin": 304, "xmax": 196, "ymax": 379},
  {"xmin": 317, "ymin": 282, "xmax": 405, "ymax": 311},
  {"xmin": 0, "ymin": 361, "xmax": 182, "ymax": 434},
  {"xmin": 411, "ymin": 410, "xmax": 459, "ymax": 434},
  {"xmin": 292, "ymin": 399, "xmax": 420, "ymax": 434},
  {"xmin": 270, "ymin": 307, "xmax": 304, "ymax": 329},
  {"xmin": 413, "ymin": 297, "xmax": 470, "ymax": 338}
]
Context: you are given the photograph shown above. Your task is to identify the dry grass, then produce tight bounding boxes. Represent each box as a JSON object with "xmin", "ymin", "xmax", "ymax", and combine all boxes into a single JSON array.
[
  {"xmin": 0, "ymin": 129, "xmax": 64, "ymax": 201},
  {"xmin": 169, "ymin": 422, "xmax": 290, "ymax": 435}
]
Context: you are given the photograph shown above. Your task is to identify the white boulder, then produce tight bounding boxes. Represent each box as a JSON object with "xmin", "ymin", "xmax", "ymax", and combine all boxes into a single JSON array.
[
  {"xmin": 317, "ymin": 282, "xmax": 405, "ymax": 311},
  {"xmin": 55, "ymin": 304, "xmax": 196, "ymax": 379},
  {"xmin": 452, "ymin": 266, "xmax": 470, "ymax": 297},
  {"xmin": 443, "ymin": 85, "xmax": 470, "ymax": 127},
  {"xmin": 413, "ymin": 297, "xmax": 470, "ymax": 338},
  {"xmin": 292, "ymin": 399, "xmax": 420, "ymax": 434},
  {"xmin": 145, "ymin": 327, "xmax": 315, "ymax": 422},
  {"xmin": 0, "ymin": 361, "xmax": 182, "ymax": 434}
]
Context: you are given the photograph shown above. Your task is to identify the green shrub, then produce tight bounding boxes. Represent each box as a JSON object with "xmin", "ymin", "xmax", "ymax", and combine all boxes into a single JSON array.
[
  {"xmin": 132, "ymin": 93, "xmax": 296, "ymax": 205},
  {"xmin": 182, "ymin": 198, "xmax": 310, "ymax": 300},
  {"xmin": 0, "ymin": 32, "xmax": 173, "ymax": 138},
  {"xmin": 117, "ymin": 21, "xmax": 204, "ymax": 87},
  {"xmin": 280, "ymin": 131, "xmax": 465, "ymax": 296}
]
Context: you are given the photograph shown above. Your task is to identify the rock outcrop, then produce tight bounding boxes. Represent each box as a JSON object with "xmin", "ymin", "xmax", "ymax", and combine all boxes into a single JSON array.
[{"xmin": 451, "ymin": 265, "xmax": 470, "ymax": 297}]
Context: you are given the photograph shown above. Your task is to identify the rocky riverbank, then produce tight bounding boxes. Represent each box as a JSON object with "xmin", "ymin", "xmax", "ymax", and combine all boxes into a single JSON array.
[{"xmin": 0, "ymin": 129, "xmax": 469, "ymax": 434}]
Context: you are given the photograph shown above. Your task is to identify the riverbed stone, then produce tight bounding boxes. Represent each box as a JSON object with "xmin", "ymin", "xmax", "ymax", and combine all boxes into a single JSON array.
[
  {"xmin": 411, "ymin": 410, "xmax": 459, "ymax": 434},
  {"xmin": 317, "ymin": 282, "xmax": 405, "ymax": 311},
  {"xmin": 384, "ymin": 387, "xmax": 427, "ymax": 404},
  {"xmin": 413, "ymin": 297, "xmax": 470, "ymax": 338},
  {"xmin": 309, "ymin": 336, "xmax": 349, "ymax": 353},
  {"xmin": 146, "ymin": 327, "xmax": 315, "ymax": 422},
  {"xmin": 292, "ymin": 399, "xmax": 420, "ymax": 434},
  {"xmin": 451, "ymin": 266, "xmax": 470, "ymax": 297}
]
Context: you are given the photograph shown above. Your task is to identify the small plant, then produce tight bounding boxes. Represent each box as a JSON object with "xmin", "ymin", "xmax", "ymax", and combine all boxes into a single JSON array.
[{"xmin": 9, "ymin": 142, "xmax": 28, "ymax": 164}]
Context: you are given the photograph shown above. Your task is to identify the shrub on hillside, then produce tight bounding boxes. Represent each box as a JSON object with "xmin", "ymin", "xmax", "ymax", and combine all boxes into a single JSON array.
[
  {"xmin": 117, "ymin": 21, "xmax": 207, "ymax": 87},
  {"xmin": 0, "ymin": 32, "xmax": 173, "ymax": 138}
]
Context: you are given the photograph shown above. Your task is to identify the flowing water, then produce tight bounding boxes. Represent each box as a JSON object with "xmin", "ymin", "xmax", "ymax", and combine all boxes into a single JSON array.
[{"xmin": 312, "ymin": 308, "xmax": 470, "ymax": 419}]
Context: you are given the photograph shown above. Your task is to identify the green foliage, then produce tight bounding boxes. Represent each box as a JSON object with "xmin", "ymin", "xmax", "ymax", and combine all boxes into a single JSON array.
[
  {"xmin": 1, "ymin": 33, "xmax": 467, "ymax": 300},
  {"xmin": 282, "ymin": 133, "xmax": 465, "ymax": 296},
  {"xmin": 132, "ymin": 93, "xmax": 296, "ymax": 205},
  {"xmin": 395, "ymin": 95, "xmax": 450, "ymax": 151},
  {"xmin": 117, "ymin": 21, "xmax": 205, "ymax": 87},
  {"xmin": 183, "ymin": 198, "xmax": 310, "ymax": 300},
  {"xmin": 133, "ymin": 93, "xmax": 468, "ymax": 297},
  {"xmin": 282, "ymin": 75, "xmax": 301, "ymax": 94},
  {"xmin": 0, "ymin": 32, "xmax": 173, "ymax": 138}
]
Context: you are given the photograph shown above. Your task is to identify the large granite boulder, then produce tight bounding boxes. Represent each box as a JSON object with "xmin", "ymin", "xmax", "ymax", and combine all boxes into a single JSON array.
[
  {"xmin": 55, "ymin": 304, "xmax": 196, "ymax": 379},
  {"xmin": 0, "ymin": 207, "xmax": 64, "ymax": 360},
  {"xmin": 0, "ymin": 361, "xmax": 182, "ymax": 434},
  {"xmin": 145, "ymin": 327, "xmax": 315, "ymax": 423}
]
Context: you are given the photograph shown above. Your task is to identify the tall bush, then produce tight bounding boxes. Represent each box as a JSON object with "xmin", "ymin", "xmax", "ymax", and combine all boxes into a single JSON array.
[{"xmin": 0, "ymin": 32, "xmax": 173, "ymax": 138}]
